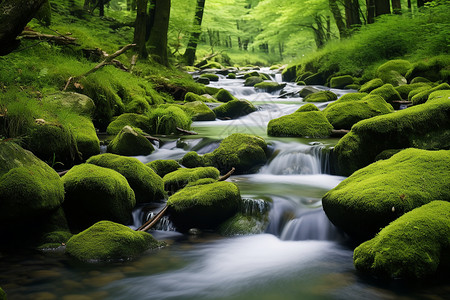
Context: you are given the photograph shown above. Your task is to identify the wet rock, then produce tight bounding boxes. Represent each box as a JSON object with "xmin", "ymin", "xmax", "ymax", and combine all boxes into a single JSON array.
[
  {"xmin": 244, "ymin": 76, "xmax": 264, "ymax": 87},
  {"xmin": 268, "ymin": 111, "xmax": 333, "ymax": 138},
  {"xmin": 42, "ymin": 92, "xmax": 95, "ymax": 117},
  {"xmin": 163, "ymin": 167, "xmax": 220, "ymax": 193},
  {"xmin": 146, "ymin": 159, "xmax": 181, "ymax": 178},
  {"xmin": 181, "ymin": 101, "xmax": 216, "ymax": 121},
  {"xmin": 304, "ymin": 91, "xmax": 338, "ymax": 102},
  {"xmin": 107, "ymin": 126, "xmax": 154, "ymax": 156},
  {"xmin": 254, "ymin": 81, "xmax": 286, "ymax": 93},
  {"xmin": 359, "ymin": 78, "xmax": 384, "ymax": 93},
  {"xmin": 330, "ymin": 75, "xmax": 354, "ymax": 89},
  {"xmin": 214, "ymin": 89, "xmax": 237, "ymax": 102},
  {"xmin": 106, "ymin": 113, "xmax": 151, "ymax": 135},
  {"xmin": 213, "ymin": 99, "xmax": 256, "ymax": 119}
]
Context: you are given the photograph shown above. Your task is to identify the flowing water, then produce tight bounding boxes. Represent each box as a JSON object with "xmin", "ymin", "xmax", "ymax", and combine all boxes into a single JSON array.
[{"xmin": 1, "ymin": 68, "xmax": 448, "ymax": 300}]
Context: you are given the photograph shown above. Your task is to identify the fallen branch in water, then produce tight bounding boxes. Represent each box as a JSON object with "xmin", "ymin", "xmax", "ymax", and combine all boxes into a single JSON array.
[
  {"xmin": 137, "ymin": 204, "xmax": 168, "ymax": 232},
  {"xmin": 176, "ymin": 127, "xmax": 198, "ymax": 135},
  {"xmin": 218, "ymin": 167, "xmax": 235, "ymax": 181},
  {"xmin": 331, "ymin": 129, "xmax": 350, "ymax": 137},
  {"xmin": 143, "ymin": 135, "xmax": 160, "ymax": 143}
]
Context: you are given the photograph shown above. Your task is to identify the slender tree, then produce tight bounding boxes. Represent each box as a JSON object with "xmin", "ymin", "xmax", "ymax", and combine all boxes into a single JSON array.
[
  {"xmin": 366, "ymin": 0, "xmax": 376, "ymax": 23},
  {"xmin": 183, "ymin": 0, "xmax": 206, "ymax": 65},
  {"xmin": 134, "ymin": 0, "xmax": 148, "ymax": 58},
  {"xmin": 148, "ymin": 0, "xmax": 171, "ymax": 66},
  {"xmin": 329, "ymin": 0, "xmax": 348, "ymax": 38},
  {"xmin": 391, "ymin": 0, "xmax": 402, "ymax": 14}
]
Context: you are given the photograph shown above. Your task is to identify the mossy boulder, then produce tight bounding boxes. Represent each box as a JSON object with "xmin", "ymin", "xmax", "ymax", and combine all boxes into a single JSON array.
[
  {"xmin": 359, "ymin": 78, "xmax": 384, "ymax": 93},
  {"xmin": 244, "ymin": 76, "xmax": 264, "ymax": 87},
  {"xmin": 181, "ymin": 101, "xmax": 216, "ymax": 121},
  {"xmin": 299, "ymin": 86, "xmax": 320, "ymax": 98},
  {"xmin": 243, "ymin": 71, "xmax": 260, "ymax": 79},
  {"xmin": 376, "ymin": 59, "xmax": 411, "ymax": 86},
  {"xmin": 268, "ymin": 111, "xmax": 333, "ymax": 138},
  {"xmin": 405, "ymin": 56, "xmax": 450, "ymax": 82},
  {"xmin": 199, "ymin": 61, "xmax": 223, "ymax": 70},
  {"xmin": 185, "ymin": 92, "xmax": 209, "ymax": 103},
  {"xmin": 353, "ymin": 201, "xmax": 450, "ymax": 279},
  {"xmin": 410, "ymin": 76, "xmax": 432, "ymax": 84},
  {"xmin": 326, "ymin": 92, "xmax": 368, "ymax": 109},
  {"xmin": 107, "ymin": 126, "xmax": 154, "ymax": 156},
  {"xmin": 146, "ymin": 159, "xmax": 181, "ymax": 177},
  {"xmin": 333, "ymin": 97, "xmax": 450, "ymax": 175},
  {"xmin": 330, "ymin": 75, "xmax": 354, "ymax": 89},
  {"xmin": 369, "ymin": 84, "xmax": 402, "ymax": 104},
  {"xmin": 324, "ymin": 95, "xmax": 394, "ymax": 130},
  {"xmin": 227, "ymin": 73, "xmax": 237, "ymax": 79},
  {"xmin": 304, "ymin": 72, "xmax": 326, "ymax": 85},
  {"xmin": 395, "ymin": 83, "xmax": 430, "ymax": 99},
  {"xmin": 125, "ymin": 96, "xmax": 151, "ymax": 114},
  {"xmin": 67, "ymin": 115, "xmax": 100, "ymax": 161},
  {"xmin": 167, "ymin": 181, "xmax": 241, "ymax": 230},
  {"xmin": 254, "ymin": 82, "xmax": 286, "ymax": 93},
  {"xmin": 214, "ymin": 89, "xmax": 237, "ymax": 103},
  {"xmin": 200, "ymin": 73, "xmax": 219, "ymax": 82},
  {"xmin": 180, "ymin": 151, "xmax": 207, "ymax": 168},
  {"xmin": 304, "ymin": 91, "xmax": 338, "ymax": 102},
  {"xmin": 62, "ymin": 164, "xmax": 135, "ymax": 230},
  {"xmin": 411, "ymin": 83, "xmax": 450, "ymax": 105},
  {"xmin": 323, "ymin": 149, "xmax": 450, "ymax": 239},
  {"xmin": 147, "ymin": 105, "xmax": 192, "ymax": 135},
  {"xmin": 66, "ymin": 221, "xmax": 160, "ymax": 262},
  {"xmin": 213, "ymin": 99, "xmax": 257, "ymax": 119},
  {"xmin": 408, "ymin": 85, "xmax": 432, "ymax": 101},
  {"xmin": 163, "ymin": 167, "xmax": 220, "ymax": 193},
  {"xmin": 0, "ymin": 141, "xmax": 64, "ymax": 223},
  {"xmin": 43, "ymin": 92, "xmax": 95, "ymax": 116},
  {"xmin": 106, "ymin": 113, "xmax": 150, "ymax": 135},
  {"xmin": 428, "ymin": 90, "xmax": 450, "ymax": 102},
  {"xmin": 87, "ymin": 153, "xmax": 164, "ymax": 203},
  {"xmin": 296, "ymin": 103, "xmax": 319, "ymax": 112}
]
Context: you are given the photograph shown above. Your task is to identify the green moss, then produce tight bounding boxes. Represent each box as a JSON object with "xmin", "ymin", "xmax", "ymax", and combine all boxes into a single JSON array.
[
  {"xmin": 244, "ymin": 76, "xmax": 264, "ymax": 87},
  {"xmin": 296, "ymin": 103, "xmax": 319, "ymax": 112},
  {"xmin": 42, "ymin": 92, "xmax": 95, "ymax": 117},
  {"xmin": 324, "ymin": 95, "xmax": 394, "ymax": 130},
  {"xmin": 163, "ymin": 167, "xmax": 220, "ymax": 193},
  {"xmin": 66, "ymin": 220, "xmax": 160, "ymax": 262},
  {"xmin": 219, "ymin": 213, "xmax": 268, "ymax": 236},
  {"xmin": 330, "ymin": 75, "xmax": 354, "ymax": 89},
  {"xmin": 227, "ymin": 73, "xmax": 237, "ymax": 79},
  {"xmin": 254, "ymin": 82, "xmax": 286, "ymax": 93},
  {"xmin": 304, "ymin": 91, "xmax": 338, "ymax": 102},
  {"xmin": 359, "ymin": 78, "xmax": 384, "ymax": 93},
  {"xmin": 146, "ymin": 105, "xmax": 192, "ymax": 135},
  {"xmin": 408, "ymin": 86, "xmax": 432, "ymax": 101},
  {"xmin": 213, "ymin": 99, "xmax": 256, "ymax": 119},
  {"xmin": 376, "ymin": 59, "xmax": 411, "ymax": 86},
  {"xmin": 268, "ymin": 111, "xmax": 333, "ymax": 138},
  {"xmin": 125, "ymin": 97, "xmax": 151, "ymax": 114},
  {"xmin": 354, "ymin": 201, "xmax": 450, "ymax": 279},
  {"xmin": 180, "ymin": 151, "xmax": 208, "ymax": 168},
  {"xmin": 333, "ymin": 97, "xmax": 450, "ymax": 175},
  {"xmin": 323, "ymin": 149, "xmax": 450, "ymax": 239},
  {"xmin": 405, "ymin": 56, "xmax": 450, "ymax": 82},
  {"xmin": 200, "ymin": 73, "xmax": 219, "ymax": 82},
  {"xmin": 146, "ymin": 159, "xmax": 181, "ymax": 177},
  {"xmin": 395, "ymin": 83, "xmax": 430, "ymax": 99},
  {"xmin": 181, "ymin": 101, "xmax": 216, "ymax": 121},
  {"xmin": 299, "ymin": 86, "xmax": 320, "ymax": 97},
  {"xmin": 38, "ymin": 230, "xmax": 73, "ymax": 249},
  {"xmin": 0, "ymin": 141, "xmax": 64, "ymax": 223},
  {"xmin": 345, "ymin": 84, "xmax": 361, "ymax": 90},
  {"xmin": 167, "ymin": 181, "xmax": 241, "ymax": 230},
  {"xmin": 428, "ymin": 90, "xmax": 450, "ymax": 102},
  {"xmin": 375, "ymin": 149, "xmax": 403, "ymax": 160},
  {"xmin": 326, "ymin": 92, "xmax": 368, "ymax": 109},
  {"xmin": 369, "ymin": 84, "xmax": 402, "ymax": 104},
  {"xmin": 67, "ymin": 114, "xmax": 100, "ymax": 161},
  {"xmin": 106, "ymin": 113, "xmax": 151, "ymax": 135},
  {"xmin": 243, "ymin": 71, "xmax": 260, "ymax": 79},
  {"xmin": 62, "ymin": 163, "xmax": 135, "ymax": 230},
  {"xmin": 87, "ymin": 153, "xmax": 164, "ymax": 203},
  {"xmin": 184, "ymin": 92, "xmax": 218, "ymax": 103},
  {"xmin": 411, "ymin": 83, "xmax": 450, "ymax": 105},
  {"xmin": 107, "ymin": 126, "xmax": 154, "ymax": 156},
  {"xmin": 215, "ymin": 89, "xmax": 237, "ymax": 103},
  {"xmin": 200, "ymin": 62, "xmax": 223, "ymax": 70},
  {"xmin": 410, "ymin": 77, "xmax": 432, "ymax": 84},
  {"xmin": 185, "ymin": 178, "xmax": 217, "ymax": 187}
]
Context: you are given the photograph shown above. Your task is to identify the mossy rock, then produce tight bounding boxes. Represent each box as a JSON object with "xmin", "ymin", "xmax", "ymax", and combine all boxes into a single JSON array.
[
  {"xmin": 0, "ymin": 141, "xmax": 64, "ymax": 223},
  {"xmin": 67, "ymin": 115, "xmax": 100, "ymax": 161},
  {"xmin": 326, "ymin": 92, "xmax": 368, "ymax": 109},
  {"xmin": 411, "ymin": 83, "xmax": 450, "ymax": 105},
  {"xmin": 125, "ymin": 96, "xmax": 151, "ymax": 114},
  {"xmin": 359, "ymin": 78, "xmax": 384, "ymax": 93},
  {"xmin": 167, "ymin": 181, "xmax": 241, "ymax": 231},
  {"xmin": 200, "ymin": 73, "xmax": 219, "ymax": 82},
  {"xmin": 38, "ymin": 230, "xmax": 73, "ymax": 250},
  {"xmin": 375, "ymin": 149, "xmax": 403, "ymax": 161},
  {"xmin": 35, "ymin": 206, "xmax": 72, "ymax": 249},
  {"xmin": 199, "ymin": 61, "xmax": 223, "ymax": 70},
  {"xmin": 244, "ymin": 76, "xmax": 264, "ymax": 87},
  {"xmin": 181, "ymin": 101, "xmax": 216, "ymax": 121},
  {"xmin": 43, "ymin": 92, "xmax": 95, "ymax": 117},
  {"xmin": 428, "ymin": 90, "xmax": 450, "ymax": 102},
  {"xmin": 196, "ymin": 77, "xmax": 210, "ymax": 85},
  {"xmin": 304, "ymin": 72, "xmax": 326, "ymax": 85},
  {"xmin": 184, "ymin": 92, "xmax": 217, "ymax": 103},
  {"xmin": 299, "ymin": 86, "xmax": 320, "ymax": 98},
  {"xmin": 146, "ymin": 159, "xmax": 181, "ymax": 178},
  {"xmin": 268, "ymin": 111, "xmax": 333, "ymax": 138},
  {"xmin": 214, "ymin": 89, "xmax": 237, "ymax": 103},
  {"xmin": 405, "ymin": 56, "xmax": 450, "ymax": 82},
  {"xmin": 180, "ymin": 151, "xmax": 207, "ymax": 168},
  {"xmin": 163, "ymin": 167, "xmax": 220, "ymax": 193},
  {"xmin": 243, "ymin": 71, "xmax": 260, "ymax": 79},
  {"xmin": 376, "ymin": 59, "xmax": 411, "ymax": 86},
  {"xmin": 146, "ymin": 105, "xmax": 192, "ymax": 135},
  {"xmin": 213, "ymin": 99, "xmax": 256, "ymax": 119},
  {"xmin": 408, "ymin": 86, "xmax": 432, "ymax": 101},
  {"xmin": 369, "ymin": 84, "xmax": 402, "ymax": 104},
  {"xmin": 106, "ymin": 113, "xmax": 151, "ymax": 135},
  {"xmin": 227, "ymin": 73, "xmax": 237, "ymax": 79},
  {"xmin": 219, "ymin": 213, "xmax": 269, "ymax": 236},
  {"xmin": 333, "ymin": 97, "xmax": 450, "ymax": 176},
  {"xmin": 62, "ymin": 164, "xmax": 135, "ymax": 230},
  {"xmin": 87, "ymin": 153, "xmax": 164, "ymax": 203},
  {"xmin": 296, "ymin": 71, "xmax": 314, "ymax": 82},
  {"xmin": 323, "ymin": 149, "xmax": 450, "ymax": 240},
  {"xmin": 395, "ymin": 83, "xmax": 430, "ymax": 99},
  {"xmin": 254, "ymin": 82, "xmax": 286, "ymax": 93},
  {"xmin": 324, "ymin": 95, "xmax": 394, "ymax": 130},
  {"xmin": 410, "ymin": 77, "xmax": 432, "ymax": 84},
  {"xmin": 354, "ymin": 201, "xmax": 450, "ymax": 279},
  {"xmin": 66, "ymin": 221, "xmax": 160, "ymax": 262},
  {"xmin": 107, "ymin": 126, "xmax": 154, "ymax": 156},
  {"xmin": 330, "ymin": 75, "xmax": 354, "ymax": 89},
  {"xmin": 296, "ymin": 103, "xmax": 319, "ymax": 112},
  {"xmin": 304, "ymin": 91, "xmax": 338, "ymax": 102}
]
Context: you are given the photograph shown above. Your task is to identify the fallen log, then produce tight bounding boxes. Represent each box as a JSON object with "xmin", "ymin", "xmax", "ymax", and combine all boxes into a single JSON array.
[
  {"xmin": 20, "ymin": 30, "xmax": 77, "ymax": 45},
  {"xmin": 176, "ymin": 127, "xmax": 198, "ymax": 135},
  {"xmin": 137, "ymin": 204, "xmax": 168, "ymax": 232},
  {"xmin": 218, "ymin": 167, "xmax": 235, "ymax": 181}
]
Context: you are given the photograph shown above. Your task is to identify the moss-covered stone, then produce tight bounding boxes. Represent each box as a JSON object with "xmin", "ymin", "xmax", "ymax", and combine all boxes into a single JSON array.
[
  {"xmin": 167, "ymin": 181, "xmax": 241, "ymax": 230},
  {"xmin": 66, "ymin": 221, "xmax": 160, "ymax": 262},
  {"xmin": 43, "ymin": 92, "xmax": 96, "ymax": 117},
  {"xmin": 369, "ymin": 84, "xmax": 402, "ymax": 104},
  {"xmin": 0, "ymin": 141, "xmax": 64, "ymax": 223},
  {"xmin": 244, "ymin": 76, "xmax": 264, "ymax": 87},
  {"xmin": 146, "ymin": 105, "xmax": 192, "ymax": 135},
  {"xmin": 411, "ymin": 83, "xmax": 450, "ymax": 105},
  {"xmin": 268, "ymin": 111, "xmax": 333, "ymax": 138},
  {"xmin": 323, "ymin": 149, "xmax": 450, "ymax": 239},
  {"xmin": 359, "ymin": 78, "xmax": 384, "ymax": 93},
  {"xmin": 374, "ymin": 149, "xmax": 403, "ymax": 161},
  {"xmin": 107, "ymin": 126, "xmax": 154, "ymax": 156},
  {"xmin": 106, "ymin": 113, "xmax": 151, "ymax": 135},
  {"xmin": 395, "ymin": 83, "xmax": 430, "ymax": 99},
  {"xmin": 408, "ymin": 85, "xmax": 432, "ymax": 101},
  {"xmin": 199, "ymin": 61, "xmax": 223, "ymax": 70},
  {"xmin": 184, "ymin": 92, "xmax": 218, "ymax": 103},
  {"xmin": 296, "ymin": 103, "xmax": 319, "ymax": 112},
  {"xmin": 180, "ymin": 151, "xmax": 207, "ymax": 168},
  {"xmin": 333, "ymin": 97, "xmax": 450, "ymax": 176},
  {"xmin": 324, "ymin": 95, "xmax": 394, "ymax": 130},
  {"xmin": 215, "ymin": 89, "xmax": 237, "ymax": 103},
  {"xmin": 299, "ymin": 86, "xmax": 320, "ymax": 98},
  {"xmin": 213, "ymin": 99, "xmax": 256, "ymax": 119},
  {"xmin": 227, "ymin": 73, "xmax": 237, "ymax": 79},
  {"xmin": 353, "ymin": 201, "xmax": 450, "ymax": 279},
  {"xmin": 304, "ymin": 91, "xmax": 338, "ymax": 102},
  {"xmin": 405, "ymin": 56, "xmax": 450, "ymax": 82},
  {"xmin": 200, "ymin": 73, "xmax": 219, "ymax": 82},
  {"xmin": 376, "ymin": 59, "xmax": 411, "ymax": 86},
  {"xmin": 67, "ymin": 115, "xmax": 100, "ymax": 161},
  {"xmin": 87, "ymin": 153, "xmax": 164, "ymax": 203},
  {"xmin": 163, "ymin": 167, "xmax": 220, "ymax": 193},
  {"xmin": 304, "ymin": 72, "xmax": 326, "ymax": 85},
  {"xmin": 330, "ymin": 75, "xmax": 354, "ymax": 89},
  {"xmin": 428, "ymin": 90, "xmax": 450, "ymax": 102},
  {"xmin": 125, "ymin": 96, "xmax": 151, "ymax": 114},
  {"xmin": 345, "ymin": 84, "xmax": 360, "ymax": 90},
  {"xmin": 254, "ymin": 82, "xmax": 286, "ymax": 93},
  {"xmin": 38, "ymin": 230, "xmax": 73, "ymax": 250},
  {"xmin": 146, "ymin": 159, "xmax": 181, "ymax": 178},
  {"xmin": 243, "ymin": 71, "xmax": 260, "ymax": 79},
  {"xmin": 181, "ymin": 101, "xmax": 216, "ymax": 121},
  {"xmin": 410, "ymin": 76, "xmax": 432, "ymax": 84},
  {"xmin": 326, "ymin": 92, "xmax": 368, "ymax": 109}
]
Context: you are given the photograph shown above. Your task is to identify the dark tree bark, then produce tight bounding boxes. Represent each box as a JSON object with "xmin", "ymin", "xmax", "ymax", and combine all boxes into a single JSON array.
[
  {"xmin": 134, "ymin": 0, "xmax": 148, "ymax": 58},
  {"xmin": 311, "ymin": 15, "xmax": 327, "ymax": 49},
  {"xmin": 345, "ymin": 0, "xmax": 362, "ymax": 29},
  {"xmin": 0, "ymin": 0, "xmax": 47, "ymax": 55},
  {"xmin": 375, "ymin": 0, "xmax": 391, "ymax": 16},
  {"xmin": 146, "ymin": 0, "xmax": 156, "ymax": 41},
  {"xmin": 147, "ymin": 0, "xmax": 171, "ymax": 66},
  {"xmin": 366, "ymin": 0, "xmax": 376, "ymax": 23},
  {"xmin": 417, "ymin": 0, "xmax": 431, "ymax": 7},
  {"xmin": 99, "ymin": 0, "xmax": 104, "ymax": 16},
  {"xmin": 329, "ymin": 0, "xmax": 348, "ymax": 38},
  {"xmin": 391, "ymin": 0, "xmax": 401, "ymax": 14},
  {"xmin": 183, "ymin": 0, "xmax": 206, "ymax": 66}
]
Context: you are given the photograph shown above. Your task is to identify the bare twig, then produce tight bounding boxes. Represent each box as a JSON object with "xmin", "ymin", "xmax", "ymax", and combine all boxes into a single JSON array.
[
  {"xmin": 218, "ymin": 167, "xmax": 235, "ymax": 181},
  {"xmin": 176, "ymin": 127, "xmax": 198, "ymax": 135},
  {"xmin": 137, "ymin": 204, "xmax": 168, "ymax": 232}
]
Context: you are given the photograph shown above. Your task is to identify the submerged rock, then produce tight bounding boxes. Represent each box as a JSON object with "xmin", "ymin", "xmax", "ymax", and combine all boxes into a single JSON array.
[
  {"xmin": 66, "ymin": 221, "xmax": 160, "ymax": 262},
  {"xmin": 163, "ymin": 167, "xmax": 220, "ymax": 194},
  {"xmin": 323, "ymin": 149, "xmax": 450, "ymax": 239},
  {"xmin": 108, "ymin": 125, "xmax": 154, "ymax": 156},
  {"xmin": 268, "ymin": 111, "xmax": 333, "ymax": 138},
  {"xmin": 213, "ymin": 99, "xmax": 256, "ymax": 119},
  {"xmin": 354, "ymin": 201, "xmax": 450, "ymax": 279}
]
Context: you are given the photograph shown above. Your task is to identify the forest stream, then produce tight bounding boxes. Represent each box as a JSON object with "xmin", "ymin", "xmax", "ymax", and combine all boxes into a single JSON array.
[{"xmin": 0, "ymin": 69, "xmax": 448, "ymax": 300}]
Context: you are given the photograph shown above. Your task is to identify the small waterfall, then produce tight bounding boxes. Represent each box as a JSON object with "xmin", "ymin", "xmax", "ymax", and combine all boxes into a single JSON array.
[{"xmin": 241, "ymin": 198, "xmax": 270, "ymax": 216}]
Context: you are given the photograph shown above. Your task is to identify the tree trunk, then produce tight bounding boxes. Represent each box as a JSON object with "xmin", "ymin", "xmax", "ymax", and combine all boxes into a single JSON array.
[
  {"xmin": 366, "ymin": 0, "xmax": 376, "ymax": 23},
  {"xmin": 146, "ymin": 0, "xmax": 156, "ymax": 41},
  {"xmin": 417, "ymin": 0, "xmax": 431, "ymax": 7},
  {"xmin": 311, "ymin": 15, "xmax": 327, "ymax": 49},
  {"xmin": 0, "ymin": 0, "xmax": 47, "ymax": 55},
  {"xmin": 375, "ymin": 0, "xmax": 391, "ymax": 16},
  {"xmin": 99, "ymin": 0, "xmax": 104, "ymax": 16},
  {"xmin": 329, "ymin": 0, "xmax": 348, "ymax": 38},
  {"xmin": 391, "ymin": 0, "xmax": 401, "ymax": 14},
  {"xmin": 84, "ymin": 0, "xmax": 91, "ymax": 10},
  {"xmin": 183, "ymin": 0, "xmax": 206, "ymax": 66},
  {"xmin": 147, "ymin": 0, "xmax": 171, "ymax": 66},
  {"xmin": 134, "ymin": 0, "xmax": 148, "ymax": 58},
  {"xmin": 345, "ymin": 0, "xmax": 362, "ymax": 29}
]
